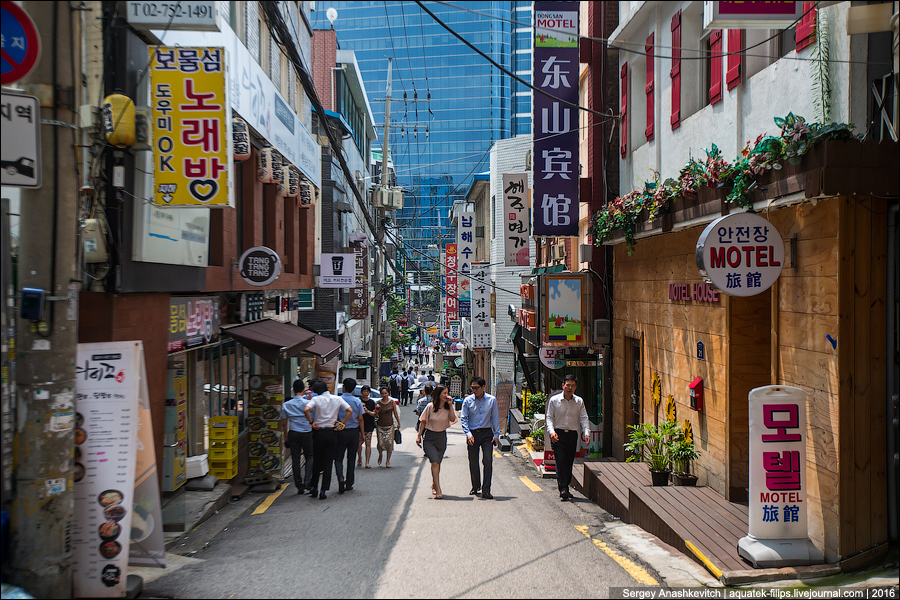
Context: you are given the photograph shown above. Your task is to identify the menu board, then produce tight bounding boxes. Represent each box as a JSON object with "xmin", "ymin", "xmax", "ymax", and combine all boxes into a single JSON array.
[
  {"xmin": 73, "ymin": 342, "xmax": 142, "ymax": 598},
  {"xmin": 247, "ymin": 375, "xmax": 284, "ymax": 477}
]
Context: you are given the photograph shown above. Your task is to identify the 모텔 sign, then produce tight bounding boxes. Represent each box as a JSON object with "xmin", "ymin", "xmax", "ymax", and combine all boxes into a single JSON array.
[{"xmin": 696, "ymin": 212, "xmax": 785, "ymax": 297}]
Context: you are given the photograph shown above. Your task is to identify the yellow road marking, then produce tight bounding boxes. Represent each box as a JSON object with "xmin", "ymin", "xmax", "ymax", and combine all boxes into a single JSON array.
[
  {"xmin": 251, "ymin": 485, "xmax": 288, "ymax": 515},
  {"xmin": 493, "ymin": 450, "xmax": 503, "ymax": 458},
  {"xmin": 685, "ymin": 540, "xmax": 723, "ymax": 579},
  {"xmin": 575, "ymin": 526, "xmax": 659, "ymax": 585},
  {"xmin": 519, "ymin": 476, "xmax": 542, "ymax": 492}
]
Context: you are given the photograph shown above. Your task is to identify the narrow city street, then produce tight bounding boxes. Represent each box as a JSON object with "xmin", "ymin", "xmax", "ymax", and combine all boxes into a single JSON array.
[{"xmin": 139, "ymin": 400, "xmax": 666, "ymax": 599}]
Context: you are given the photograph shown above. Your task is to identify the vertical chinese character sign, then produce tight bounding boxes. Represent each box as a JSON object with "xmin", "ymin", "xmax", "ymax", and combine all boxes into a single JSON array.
[
  {"xmin": 150, "ymin": 47, "xmax": 231, "ymax": 206},
  {"xmin": 533, "ymin": 3, "xmax": 579, "ymax": 236},
  {"xmin": 739, "ymin": 385, "xmax": 823, "ymax": 566},
  {"xmin": 456, "ymin": 212, "xmax": 475, "ymax": 317},
  {"xmin": 470, "ymin": 262, "xmax": 491, "ymax": 348},
  {"xmin": 503, "ymin": 173, "xmax": 530, "ymax": 265}
]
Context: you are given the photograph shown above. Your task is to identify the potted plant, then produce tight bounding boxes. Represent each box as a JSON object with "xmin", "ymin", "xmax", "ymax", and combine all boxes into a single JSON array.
[
  {"xmin": 624, "ymin": 421, "xmax": 679, "ymax": 486},
  {"xmin": 669, "ymin": 430, "xmax": 700, "ymax": 486},
  {"xmin": 529, "ymin": 427, "xmax": 545, "ymax": 451},
  {"xmin": 524, "ymin": 391, "xmax": 547, "ymax": 421}
]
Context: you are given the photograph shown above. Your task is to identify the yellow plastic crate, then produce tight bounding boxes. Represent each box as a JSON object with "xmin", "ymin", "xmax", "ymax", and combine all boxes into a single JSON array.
[
  {"xmin": 209, "ymin": 456, "xmax": 238, "ymax": 480},
  {"xmin": 209, "ymin": 438, "xmax": 237, "ymax": 450},
  {"xmin": 209, "ymin": 416, "xmax": 238, "ymax": 440},
  {"xmin": 208, "ymin": 443, "xmax": 238, "ymax": 461},
  {"xmin": 210, "ymin": 465, "xmax": 238, "ymax": 480}
]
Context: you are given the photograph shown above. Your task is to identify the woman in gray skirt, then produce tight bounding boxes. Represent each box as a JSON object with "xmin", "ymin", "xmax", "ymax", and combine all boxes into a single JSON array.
[{"xmin": 415, "ymin": 385, "xmax": 457, "ymax": 499}]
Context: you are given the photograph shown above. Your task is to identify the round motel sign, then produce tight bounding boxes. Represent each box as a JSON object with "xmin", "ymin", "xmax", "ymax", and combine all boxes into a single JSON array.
[
  {"xmin": 695, "ymin": 212, "xmax": 785, "ymax": 297},
  {"xmin": 1, "ymin": 1, "xmax": 42, "ymax": 85}
]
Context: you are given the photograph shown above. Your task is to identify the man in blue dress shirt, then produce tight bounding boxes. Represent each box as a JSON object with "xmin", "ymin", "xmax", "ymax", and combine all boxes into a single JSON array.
[
  {"xmin": 460, "ymin": 377, "xmax": 500, "ymax": 499},
  {"xmin": 334, "ymin": 378, "xmax": 365, "ymax": 493},
  {"xmin": 281, "ymin": 379, "xmax": 315, "ymax": 494}
]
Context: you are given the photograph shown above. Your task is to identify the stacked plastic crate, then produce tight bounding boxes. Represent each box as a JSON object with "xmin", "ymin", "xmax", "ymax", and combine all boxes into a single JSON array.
[{"xmin": 208, "ymin": 416, "xmax": 238, "ymax": 480}]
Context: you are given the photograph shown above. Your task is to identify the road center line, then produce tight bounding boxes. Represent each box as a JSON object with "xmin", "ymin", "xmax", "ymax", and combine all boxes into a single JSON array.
[
  {"xmin": 252, "ymin": 485, "xmax": 288, "ymax": 515},
  {"xmin": 519, "ymin": 475, "xmax": 542, "ymax": 492},
  {"xmin": 574, "ymin": 525, "xmax": 659, "ymax": 585}
]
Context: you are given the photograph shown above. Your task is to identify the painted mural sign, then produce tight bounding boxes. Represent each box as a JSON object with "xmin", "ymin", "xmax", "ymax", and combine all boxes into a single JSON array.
[
  {"xmin": 544, "ymin": 274, "xmax": 585, "ymax": 346},
  {"xmin": 533, "ymin": 2, "xmax": 579, "ymax": 236}
]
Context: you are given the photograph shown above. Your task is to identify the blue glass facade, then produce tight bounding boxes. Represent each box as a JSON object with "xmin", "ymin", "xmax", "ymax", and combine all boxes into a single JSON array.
[{"xmin": 314, "ymin": 1, "xmax": 532, "ymax": 268}]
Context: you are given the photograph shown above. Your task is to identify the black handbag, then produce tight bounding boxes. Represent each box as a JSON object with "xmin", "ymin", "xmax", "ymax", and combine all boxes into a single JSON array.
[{"xmin": 394, "ymin": 428, "xmax": 402, "ymax": 445}]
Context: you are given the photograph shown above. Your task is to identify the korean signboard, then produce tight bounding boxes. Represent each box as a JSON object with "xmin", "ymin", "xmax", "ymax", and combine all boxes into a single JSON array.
[
  {"xmin": 73, "ymin": 341, "xmax": 143, "ymax": 597},
  {"xmin": 444, "ymin": 243, "xmax": 459, "ymax": 336},
  {"xmin": 149, "ymin": 46, "xmax": 231, "ymax": 207},
  {"xmin": 456, "ymin": 212, "xmax": 474, "ymax": 317},
  {"xmin": 167, "ymin": 296, "xmax": 219, "ymax": 353},
  {"xmin": 320, "ymin": 253, "xmax": 356, "ymax": 288},
  {"xmin": 696, "ymin": 212, "xmax": 785, "ymax": 297},
  {"xmin": 350, "ymin": 241, "xmax": 368, "ymax": 320},
  {"xmin": 739, "ymin": 385, "xmax": 822, "ymax": 565},
  {"xmin": 543, "ymin": 273, "xmax": 588, "ymax": 346},
  {"xmin": 503, "ymin": 173, "xmax": 530, "ymax": 265},
  {"xmin": 469, "ymin": 262, "xmax": 491, "ymax": 348},
  {"xmin": 533, "ymin": 2, "xmax": 579, "ymax": 236},
  {"xmin": 0, "ymin": 92, "xmax": 41, "ymax": 188}
]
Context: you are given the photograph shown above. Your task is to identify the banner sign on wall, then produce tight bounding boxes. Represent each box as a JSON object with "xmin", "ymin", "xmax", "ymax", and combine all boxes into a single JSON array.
[
  {"xmin": 739, "ymin": 385, "xmax": 823, "ymax": 566},
  {"xmin": 533, "ymin": 2, "xmax": 579, "ymax": 236},
  {"xmin": 149, "ymin": 46, "xmax": 231, "ymax": 207},
  {"xmin": 167, "ymin": 296, "xmax": 219, "ymax": 353},
  {"xmin": 696, "ymin": 212, "xmax": 785, "ymax": 297},
  {"xmin": 503, "ymin": 173, "xmax": 531, "ymax": 265},
  {"xmin": 543, "ymin": 273, "xmax": 588, "ymax": 346},
  {"xmin": 73, "ymin": 342, "xmax": 143, "ymax": 597},
  {"xmin": 444, "ymin": 243, "xmax": 459, "ymax": 336},
  {"xmin": 456, "ymin": 212, "xmax": 474, "ymax": 318},
  {"xmin": 320, "ymin": 253, "xmax": 356, "ymax": 288},
  {"xmin": 349, "ymin": 242, "xmax": 368, "ymax": 319},
  {"xmin": 469, "ymin": 262, "xmax": 491, "ymax": 348}
]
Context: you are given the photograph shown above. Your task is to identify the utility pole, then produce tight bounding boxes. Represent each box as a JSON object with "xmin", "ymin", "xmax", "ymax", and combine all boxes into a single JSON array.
[
  {"xmin": 9, "ymin": 2, "xmax": 80, "ymax": 597},
  {"xmin": 372, "ymin": 57, "xmax": 392, "ymax": 384}
]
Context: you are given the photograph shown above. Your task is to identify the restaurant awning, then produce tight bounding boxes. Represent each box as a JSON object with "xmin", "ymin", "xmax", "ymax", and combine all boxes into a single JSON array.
[{"xmin": 221, "ymin": 319, "xmax": 340, "ymax": 364}]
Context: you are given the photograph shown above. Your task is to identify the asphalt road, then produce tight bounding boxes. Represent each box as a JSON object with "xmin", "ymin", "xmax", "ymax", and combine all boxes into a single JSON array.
[{"xmin": 141, "ymin": 402, "xmax": 667, "ymax": 599}]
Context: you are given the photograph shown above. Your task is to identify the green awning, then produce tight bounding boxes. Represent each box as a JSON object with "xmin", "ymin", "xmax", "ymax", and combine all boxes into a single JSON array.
[{"xmin": 507, "ymin": 323, "xmax": 522, "ymax": 344}]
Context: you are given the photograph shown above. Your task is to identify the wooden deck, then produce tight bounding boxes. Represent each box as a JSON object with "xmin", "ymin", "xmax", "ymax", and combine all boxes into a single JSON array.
[{"xmin": 575, "ymin": 459, "xmax": 751, "ymax": 576}]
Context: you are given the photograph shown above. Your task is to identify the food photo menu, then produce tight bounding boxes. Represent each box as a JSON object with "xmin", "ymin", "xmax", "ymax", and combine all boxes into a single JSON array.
[{"xmin": 73, "ymin": 342, "xmax": 142, "ymax": 598}]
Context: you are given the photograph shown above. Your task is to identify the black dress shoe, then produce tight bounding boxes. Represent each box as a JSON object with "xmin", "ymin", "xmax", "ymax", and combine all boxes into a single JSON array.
[
  {"xmin": 481, "ymin": 492, "xmax": 493, "ymax": 499},
  {"xmin": 319, "ymin": 491, "xmax": 327, "ymax": 499},
  {"xmin": 469, "ymin": 488, "xmax": 480, "ymax": 496},
  {"xmin": 338, "ymin": 480, "xmax": 345, "ymax": 494},
  {"xmin": 309, "ymin": 488, "xmax": 318, "ymax": 497},
  {"xmin": 345, "ymin": 485, "xmax": 353, "ymax": 492}
]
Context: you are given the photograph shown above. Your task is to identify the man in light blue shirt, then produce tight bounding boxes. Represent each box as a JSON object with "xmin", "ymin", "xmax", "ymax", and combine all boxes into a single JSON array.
[
  {"xmin": 281, "ymin": 379, "xmax": 314, "ymax": 494},
  {"xmin": 460, "ymin": 377, "xmax": 500, "ymax": 499},
  {"xmin": 334, "ymin": 378, "xmax": 365, "ymax": 493}
]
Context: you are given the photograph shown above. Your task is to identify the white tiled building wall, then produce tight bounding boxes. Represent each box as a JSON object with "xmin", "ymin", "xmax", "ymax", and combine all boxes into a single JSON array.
[{"xmin": 488, "ymin": 136, "xmax": 534, "ymax": 395}]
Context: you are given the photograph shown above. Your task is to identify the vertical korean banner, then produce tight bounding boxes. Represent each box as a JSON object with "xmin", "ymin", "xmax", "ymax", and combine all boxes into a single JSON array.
[
  {"xmin": 533, "ymin": 3, "xmax": 579, "ymax": 236},
  {"xmin": 445, "ymin": 243, "xmax": 458, "ymax": 338},
  {"xmin": 73, "ymin": 342, "xmax": 142, "ymax": 597},
  {"xmin": 470, "ymin": 262, "xmax": 492, "ymax": 348},
  {"xmin": 456, "ymin": 213, "xmax": 475, "ymax": 317},
  {"xmin": 150, "ymin": 47, "xmax": 231, "ymax": 206},
  {"xmin": 350, "ymin": 241, "xmax": 368, "ymax": 320},
  {"xmin": 503, "ymin": 173, "xmax": 531, "ymax": 266}
]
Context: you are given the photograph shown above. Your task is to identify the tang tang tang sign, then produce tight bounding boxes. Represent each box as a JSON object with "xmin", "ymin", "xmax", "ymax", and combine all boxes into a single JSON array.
[
  {"xmin": 469, "ymin": 262, "xmax": 491, "ymax": 348},
  {"xmin": 149, "ymin": 46, "xmax": 231, "ymax": 206},
  {"xmin": 696, "ymin": 212, "xmax": 785, "ymax": 296},
  {"xmin": 456, "ymin": 213, "xmax": 474, "ymax": 317},
  {"xmin": 503, "ymin": 173, "xmax": 530, "ymax": 266},
  {"xmin": 533, "ymin": 2, "xmax": 579, "ymax": 236}
]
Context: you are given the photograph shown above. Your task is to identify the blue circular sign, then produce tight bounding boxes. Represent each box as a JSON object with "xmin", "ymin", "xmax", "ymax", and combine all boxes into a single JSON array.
[{"xmin": 1, "ymin": 1, "xmax": 42, "ymax": 85}]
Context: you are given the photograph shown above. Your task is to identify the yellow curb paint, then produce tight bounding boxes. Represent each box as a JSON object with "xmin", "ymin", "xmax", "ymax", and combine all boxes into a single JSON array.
[
  {"xmin": 519, "ymin": 476, "xmax": 542, "ymax": 492},
  {"xmin": 685, "ymin": 540, "xmax": 723, "ymax": 580},
  {"xmin": 575, "ymin": 526, "xmax": 659, "ymax": 585},
  {"xmin": 252, "ymin": 485, "xmax": 288, "ymax": 515},
  {"xmin": 493, "ymin": 450, "xmax": 503, "ymax": 458}
]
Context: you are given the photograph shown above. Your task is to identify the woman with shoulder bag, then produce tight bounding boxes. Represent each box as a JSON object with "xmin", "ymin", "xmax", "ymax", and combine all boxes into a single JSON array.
[
  {"xmin": 375, "ymin": 386, "xmax": 401, "ymax": 467},
  {"xmin": 416, "ymin": 385, "xmax": 457, "ymax": 499}
]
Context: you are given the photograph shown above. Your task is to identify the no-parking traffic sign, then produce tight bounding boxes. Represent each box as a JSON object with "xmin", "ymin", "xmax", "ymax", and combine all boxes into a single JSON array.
[{"xmin": 1, "ymin": 1, "xmax": 42, "ymax": 85}]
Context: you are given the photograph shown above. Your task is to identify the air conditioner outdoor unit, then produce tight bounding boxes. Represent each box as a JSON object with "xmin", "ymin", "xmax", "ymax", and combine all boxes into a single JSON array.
[
  {"xmin": 593, "ymin": 318, "xmax": 610, "ymax": 345},
  {"xmin": 378, "ymin": 187, "xmax": 403, "ymax": 210},
  {"xmin": 475, "ymin": 226, "xmax": 485, "ymax": 238},
  {"xmin": 551, "ymin": 244, "xmax": 566, "ymax": 260},
  {"xmin": 579, "ymin": 243, "xmax": 592, "ymax": 263}
]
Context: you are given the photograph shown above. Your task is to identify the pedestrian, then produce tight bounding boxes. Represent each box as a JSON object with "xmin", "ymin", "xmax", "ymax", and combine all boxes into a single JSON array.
[
  {"xmin": 375, "ymin": 386, "xmax": 401, "ymax": 468},
  {"xmin": 545, "ymin": 374, "xmax": 591, "ymax": 501},
  {"xmin": 418, "ymin": 370, "xmax": 428, "ymax": 384},
  {"xmin": 460, "ymin": 377, "xmax": 500, "ymax": 499},
  {"xmin": 400, "ymin": 369, "xmax": 410, "ymax": 406},
  {"xmin": 416, "ymin": 385, "xmax": 458, "ymax": 499},
  {"xmin": 389, "ymin": 368, "xmax": 401, "ymax": 400},
  {"xmin": 334, "ymin": 378, "xmax": 365, "ymax": 493},
  {"xmin": 280, "ymin": 379, "xmax": 314, "ymax": 494},
  {"xmin": 427, "ymin": 370, "xmax": 435, "ymax": 382},
  {"xmin": 413, "ymin": 384, "xmax": 434, "ymax": 417},
  {"xmin": 357, "ymin": 385, "xmax": 376, "ymax": 468},
  {"xmin": 302, "ymin": 380, "xmax": 352, "ymax": 499}
]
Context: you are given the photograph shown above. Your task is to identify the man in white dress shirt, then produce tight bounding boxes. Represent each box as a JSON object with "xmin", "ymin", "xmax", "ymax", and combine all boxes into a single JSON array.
[{"xmin": 545, "ymin": 374, "xmax": 590, "ymax": 501}]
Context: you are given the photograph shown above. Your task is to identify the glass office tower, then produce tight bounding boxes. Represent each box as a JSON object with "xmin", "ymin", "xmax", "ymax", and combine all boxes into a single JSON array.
[{"xmin": 313, "ymin": 2, "xmax": 532, "ymax": 274}]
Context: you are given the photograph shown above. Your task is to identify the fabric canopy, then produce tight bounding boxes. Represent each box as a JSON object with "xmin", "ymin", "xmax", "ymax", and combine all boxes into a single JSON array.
[{"xmin": 221, "ymin": 319, "xmax": 337, "ymax": 364}]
